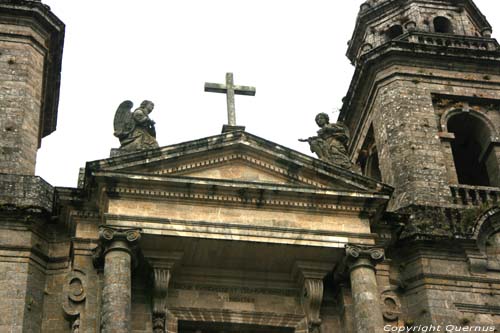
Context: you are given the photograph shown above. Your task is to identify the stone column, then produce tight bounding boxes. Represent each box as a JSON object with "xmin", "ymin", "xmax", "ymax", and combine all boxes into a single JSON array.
[
  {"xmin": 345, "ymin": 245, "xmax": 385, "ymax": 333},
  {"xmin": 99, "ymin": 227, "xmax": 141, "ymax": 333}
]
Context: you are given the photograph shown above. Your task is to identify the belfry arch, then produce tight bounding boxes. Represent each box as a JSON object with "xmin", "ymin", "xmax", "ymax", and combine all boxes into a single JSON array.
[{"xmin": 444, "ymin": 110, "xmax": 499, "ymax": 187}]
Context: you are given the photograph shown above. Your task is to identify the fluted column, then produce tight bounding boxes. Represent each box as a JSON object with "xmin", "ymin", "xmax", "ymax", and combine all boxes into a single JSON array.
[
  {"xmin": 345, "ymin": 245, "xmax": 385, "ymax": 333},
  {"xmin": 99, "ymin": 227, "xmax": 141, "ymax": 333}
]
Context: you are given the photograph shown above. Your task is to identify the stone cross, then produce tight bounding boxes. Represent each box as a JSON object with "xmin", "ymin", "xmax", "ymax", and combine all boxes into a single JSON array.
[{"xmin": 204, "ymin": 73, "xmax": 256, "ymax": 126}]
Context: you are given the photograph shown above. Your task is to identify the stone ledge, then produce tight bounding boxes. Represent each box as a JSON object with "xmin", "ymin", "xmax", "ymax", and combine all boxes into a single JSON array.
[{"xmin": 0, "ymin": 173, "xmax": 54, "ymax": 212}]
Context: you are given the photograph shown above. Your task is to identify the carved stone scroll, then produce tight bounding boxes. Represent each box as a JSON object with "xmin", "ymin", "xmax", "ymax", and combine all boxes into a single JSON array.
[
  {"xmin": 152, "ymin": 268, "xmax": 171, "ymax": 333},
  {"xmin": 62, "ymin": 269, "xmax": 87, "ymax": 332},
  {"xmin": 146, "ymin": 252, "xmax": 183, "ymax": 333},
  {"xmin": 293, "ymin": 261, "xmax": 332, "ymax": 333}
]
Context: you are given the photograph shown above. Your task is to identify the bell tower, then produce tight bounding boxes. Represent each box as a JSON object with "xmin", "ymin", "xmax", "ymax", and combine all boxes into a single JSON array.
[
  {"xmin": 340, "ymin": 0, "xmax": 500, "ymax": 212},
  {"xmin": 0, "ymin": 0, "xmax": 64, "ymax": 175},
  {"xmin": 340, "ymin": 0, "xmax": 500, "ymax": 326}
]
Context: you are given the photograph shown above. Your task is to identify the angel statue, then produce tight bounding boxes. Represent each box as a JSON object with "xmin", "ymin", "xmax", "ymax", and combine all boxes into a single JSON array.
[
  {"xmin": 299, "ymin": 112, "xmax": 352, "ymax": 169},
  {"xmin": 113, "ymin": 100, "xmax": 159, "ymax": 151}
]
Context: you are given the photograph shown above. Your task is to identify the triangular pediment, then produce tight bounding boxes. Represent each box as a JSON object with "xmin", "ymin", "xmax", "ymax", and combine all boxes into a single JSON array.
[{"xmin": 86, "ymin": 131, "xmax": 392, "ymax": 194}]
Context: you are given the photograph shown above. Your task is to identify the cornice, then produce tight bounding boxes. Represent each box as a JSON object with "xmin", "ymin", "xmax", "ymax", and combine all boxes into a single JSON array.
[{"xmin": 340, "ymin": 38, "xmax": 500, "ymax": 144}]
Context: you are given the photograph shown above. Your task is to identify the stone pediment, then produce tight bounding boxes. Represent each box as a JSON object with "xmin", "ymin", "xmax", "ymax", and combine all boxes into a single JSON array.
[{"xmin": 86, "ymin": 130, "xmax": 391, "ymax": 194}]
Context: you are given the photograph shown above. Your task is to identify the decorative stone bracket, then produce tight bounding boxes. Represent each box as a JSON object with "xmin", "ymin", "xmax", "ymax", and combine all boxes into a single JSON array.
[
  {"xmin": 152, "ymin": 268, "xmax": 171, "ymax": 333},
  {"xmin": 147, "ymin": 252, "xmax": 183, "ymax": 333},
  {"xmin": 293, "ymin": 261, "xmax": 332, "ymax": 333}
]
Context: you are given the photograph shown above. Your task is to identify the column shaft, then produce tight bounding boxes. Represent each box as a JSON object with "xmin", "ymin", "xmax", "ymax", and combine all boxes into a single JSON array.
[
  {"xmin": 349, "ymin": 258, "xmax": 385, "ymax": 333},
  {"xmin": 100, "ymin": 238, "xmax": 134, "ymax": 333}
]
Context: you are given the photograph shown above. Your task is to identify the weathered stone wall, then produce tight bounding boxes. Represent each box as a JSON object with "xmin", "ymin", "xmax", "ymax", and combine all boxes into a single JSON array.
[
  {"xmin": 399, "ymin": 246, "xmax": 500, "ymax": 327},
  {"xmin": 0, "ymin": 174, "xmax": 54, "ymax": 211},
  {"xmin": 0, "ymin": 222, "xmax": 48, "ymax": 332},
  {"xmin": 370, "ymin": 77, "xmax": 452, "ymax": 209},
  {"xmin": 0, "ymin": 23, "xmax": 45, "ymax": 175}
]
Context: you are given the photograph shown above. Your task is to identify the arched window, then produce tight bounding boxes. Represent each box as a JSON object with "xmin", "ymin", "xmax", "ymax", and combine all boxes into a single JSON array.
[
  {"xmin": 447, "ymin": 113, "xmax": 497, "ymax": 186},
  {"xmin": 434, "ymin": 16, "xmax": 453, "ymax": 33},
  {"xmin": 387, "ymin": 25, "xmax": 404, "ymax": 40}
]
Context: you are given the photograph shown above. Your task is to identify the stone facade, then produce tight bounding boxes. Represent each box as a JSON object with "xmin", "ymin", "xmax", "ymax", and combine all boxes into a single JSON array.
[{"xmin": 0, "ymin": 0, "xmax": 499, "ymax": 332}]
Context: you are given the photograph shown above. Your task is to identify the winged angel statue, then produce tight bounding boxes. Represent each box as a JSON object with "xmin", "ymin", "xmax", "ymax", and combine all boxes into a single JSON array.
[{"xmin": 113, "ymin": 100, "xmax": 159, "ymax": 151}]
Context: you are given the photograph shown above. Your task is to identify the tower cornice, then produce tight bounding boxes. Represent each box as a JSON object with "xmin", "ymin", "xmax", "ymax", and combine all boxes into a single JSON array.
[
  {"xmin": 340, "ymin": 35, "xmax": 500, "ymax": 155},
  {"xmin": 347, "ymin": 0, "xmax": 492, "ymax": 65}
]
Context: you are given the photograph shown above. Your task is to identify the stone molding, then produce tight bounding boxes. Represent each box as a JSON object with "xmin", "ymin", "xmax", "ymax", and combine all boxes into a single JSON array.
[
  {"xmin": 171, "ymin": 282, "xmax": 298, "ymax": 297},
  {"xmin": 169, "ymin": 307, "xmax": 304, "ymax": 329},
  {"xmin": 106, "ymin": 185, "xmax": 375, "ymax": 213}
]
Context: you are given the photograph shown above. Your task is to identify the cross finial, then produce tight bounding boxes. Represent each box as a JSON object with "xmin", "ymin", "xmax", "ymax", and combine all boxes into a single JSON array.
[{"xmin": 204, "ymin": 73, "xmax": 256, "ymax": 131}]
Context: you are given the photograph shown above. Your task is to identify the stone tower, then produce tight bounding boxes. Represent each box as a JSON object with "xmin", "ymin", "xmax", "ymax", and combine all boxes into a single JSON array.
[
  {"xmin": 340, "ymin": 0, "xmax": 500, "ymax": 326},
  {"xmin": 341, "ymin": 0, "xmax": 500, "ymax": 211},
  {"xmin": 0, "ymin": 0, "xmax": 64, "ymax": 175},
  {"xmin": 0, "ymin": 1, "xmax": 64, "ymax": 332}
]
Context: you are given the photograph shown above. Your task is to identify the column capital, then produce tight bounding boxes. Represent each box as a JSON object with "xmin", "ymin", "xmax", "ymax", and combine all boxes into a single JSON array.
[
  {"xmin": 345, "ymin": 244, "xmax": 385, "ymax": 272},
  {"xmin": 93, "ymin": 226, "xmax": 142, "ymax": 268},
  {"xmin": 99, "ymin": 226, "xmax": 142, "ymax": 244}
]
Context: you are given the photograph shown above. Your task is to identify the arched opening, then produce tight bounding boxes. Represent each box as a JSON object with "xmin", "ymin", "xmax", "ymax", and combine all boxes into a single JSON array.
[
  {"xmin": 448, "ymin": 113, "xmax": 496, "ymax": 186},
  {"xmin": 357, "ymin": 126, "xmax": 382, "ymax": 182},
  {"xmin": 433, "ymin": 16, "xmax": 453, "ymax": 33},
  {"xmin": 387, "ymin": 25, "xmax": 404, "ymax": 40},
  {"xmin": 365, "ymin": 148, "xmax": 382, "ymax": 182}
]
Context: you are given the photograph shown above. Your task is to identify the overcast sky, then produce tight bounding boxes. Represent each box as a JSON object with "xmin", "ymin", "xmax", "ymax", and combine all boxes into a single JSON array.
[{"xmin": 36, "ymin": 0, "xmax": 500, "ymax": 187}]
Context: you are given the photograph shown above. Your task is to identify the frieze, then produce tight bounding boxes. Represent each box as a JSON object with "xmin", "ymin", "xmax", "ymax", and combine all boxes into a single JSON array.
[{"xmin": 170, "ymin": 282, "xmax": 299, "ymax": 297}]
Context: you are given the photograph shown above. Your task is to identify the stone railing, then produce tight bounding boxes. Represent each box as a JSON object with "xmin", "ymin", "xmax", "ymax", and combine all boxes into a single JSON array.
[
  {"xmin": 450, "ymin": 184, "xmax": 500, "ymax": 207},
  {"xmin": 0, "ymin": 173, "xmax": 54, "ymax": 212},
  {"xmin": 396, "ymin": 32, "xmax": 499, "ymax": 52}
]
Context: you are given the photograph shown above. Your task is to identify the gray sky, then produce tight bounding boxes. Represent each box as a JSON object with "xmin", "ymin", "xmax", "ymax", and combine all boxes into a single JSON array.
[{"xmin": 36, "ymin": 0, "xmax": 500, "ymax": 187}]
